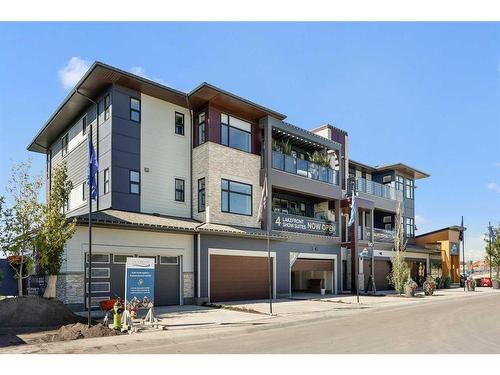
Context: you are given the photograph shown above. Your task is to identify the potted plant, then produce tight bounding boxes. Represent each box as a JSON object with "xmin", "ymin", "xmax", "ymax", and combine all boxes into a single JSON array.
[
  {"xmin": 404, "ymin": 278, "xmax": 418, "ymax": 297},
  {"xmin": 281, "ymin": 140, "xmax": 293, "ymax": 156},
  {"xmin": 492, "ymin": 277, "xmax": 500, "ymax": 289},
  {"xmin": 434, "ymin": 276, "xmax": 442, "ymax": 289},
  {"xmin": 423, "ymin": 276, "xmax": 436, "ymax": 296},
  {"xmin": 466, "ymin": 276, "xmax": 476, "ymax": 292},
  {"xmin": 443, "ymin": 275, "xmax": 452, "ymax": 289}
]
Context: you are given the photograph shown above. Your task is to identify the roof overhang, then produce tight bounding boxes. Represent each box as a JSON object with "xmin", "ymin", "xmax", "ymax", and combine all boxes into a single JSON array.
[
  {"xmin": 188, "ymin": 83, "xmax": 286, "ymax": 122},
  {"xmin": 28, "ymin": 62, "xmax": 188, "ymax": 153},
  {"xmin": 374, "ymin": 163, "xmax": 430, "ymax": 179}
]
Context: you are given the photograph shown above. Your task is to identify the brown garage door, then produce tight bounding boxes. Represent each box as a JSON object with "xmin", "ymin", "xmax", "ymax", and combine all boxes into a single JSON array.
[
  {"xmin": 292, "ymin": 259, "xmax": 333, "ymax": 271},
  {"xmin": 210, "ymin": 255, "xmax": 273, "ymax": 302}
]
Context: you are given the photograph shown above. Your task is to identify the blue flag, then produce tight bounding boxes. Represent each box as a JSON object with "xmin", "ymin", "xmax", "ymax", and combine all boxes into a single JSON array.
[
  {"xmin": 489, "ymin": 225, "xmax": 497, "ymax": 243},
  {"xmin": 87, "ymin": 136, "xmax": 98, "ymax": 201},
  {"xmin": 348, "ymin": 191, "xmax": 357, "ymax": 227}
]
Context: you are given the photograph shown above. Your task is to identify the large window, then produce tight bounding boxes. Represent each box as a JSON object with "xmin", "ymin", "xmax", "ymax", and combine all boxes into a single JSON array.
[
  {"xmin": 175, "ymin": 112, "xmax": 185, "ymax": 135},
  {"xmin": 130, "ymin": 97, "xmax": 141, "ymax": 122},
  {"xmin": 82, "ymin": 115, "xmax": 88, "ymax": 135},
  {"xmin": 175, "ymin": 178, "xmax": 185, "ymax": 202},
  {"xmin": 395, "ymin": 175, "xmax": 404, "ymax": 191},
  {"xmin": 220, "ymin": 113, "xmax": 251, "ymax": 152},
  {"xmin": 103, "ymin": 168, "xmax": 110, "ymax": 194},
  {"xmin": 198, "ymin": 112, "xmax": 206, "ymax": 145},
  {"xmin": 221, "ymin": 179, "xmax": 252, "ymax": 216},
  {"xmin": 198, "ymin": 178, "xmax": 205, "ymax": 212},
  {"xmin": 406, "ymin": 217, "xmax": 415, "ymax": 237},
  {"xmin": 61, "ymin": 133, "xmax": 69, "ymax": 156},
  {"xmin": 129, "ymin": 170, "xmax": 140, "ymax": 194},
  {"xmin": 104, "ymin": 94, "xmax": 111, "ymax": 120},
  {"xmin": 405, "ymin": 178, "xmax": 414, "ymax": 199}
]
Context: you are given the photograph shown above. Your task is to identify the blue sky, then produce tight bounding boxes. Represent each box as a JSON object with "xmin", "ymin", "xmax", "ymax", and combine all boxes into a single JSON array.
[{"xmin": 0, "ymin": 22, "xmax": 498, "ymax": 259}]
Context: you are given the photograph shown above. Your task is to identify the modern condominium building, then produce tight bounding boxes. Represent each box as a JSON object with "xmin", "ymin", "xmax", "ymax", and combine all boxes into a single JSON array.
[{"xmin": 28, "ymin": 62, "xmax": 435, "ymax": 310}]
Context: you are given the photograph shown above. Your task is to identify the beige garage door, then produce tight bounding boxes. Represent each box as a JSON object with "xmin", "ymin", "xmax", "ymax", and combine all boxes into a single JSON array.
[{"xmin": 210, "ymin": 255, "xmax": 273, "ymax": 302}]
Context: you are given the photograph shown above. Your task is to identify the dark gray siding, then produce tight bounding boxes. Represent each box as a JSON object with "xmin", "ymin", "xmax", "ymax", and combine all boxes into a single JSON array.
[
  {"xmin": 198, "ymin": 234, "xmax": 342, "ymax": 300},
  {"xmin": 110, "ymin": 84, "xmax": 141, "ymax": 212}
]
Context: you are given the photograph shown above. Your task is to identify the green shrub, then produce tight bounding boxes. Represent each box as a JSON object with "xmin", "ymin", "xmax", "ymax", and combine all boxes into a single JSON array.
[
  {"xmin": 443, "ymin": 275, "xmax": 452, "ymax": 289},
  {"xmin": 435, "ymin": 276, "xmax": 442, "ymax": 289}
]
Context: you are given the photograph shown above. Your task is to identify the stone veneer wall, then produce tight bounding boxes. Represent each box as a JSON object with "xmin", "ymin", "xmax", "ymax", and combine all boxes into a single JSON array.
[
  {"xmin": 192, "ymin": 142, "xmax": 262, "ymax": 228},
  {"xmin": 183, "ymin": 272, "xmax": 194, "ymax": 298},
  {"xmin": 56, "ymin": 273, "xmax": 84, "ymax": 305}
]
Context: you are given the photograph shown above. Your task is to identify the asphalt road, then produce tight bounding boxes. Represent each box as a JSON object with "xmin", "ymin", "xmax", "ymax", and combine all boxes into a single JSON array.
[{"xmin": 124, "ymin": 293, "xmax": 500, "ymax": 354}]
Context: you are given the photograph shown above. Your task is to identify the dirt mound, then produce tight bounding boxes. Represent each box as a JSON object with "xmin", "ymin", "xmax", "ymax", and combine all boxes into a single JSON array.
[
  {"xmin": 40, "ymin": 323, "xmax": 120, "ymax": 342},
  {"xmin": 0, "ymin": 296, "xmax": 87, "ymax": 328}
]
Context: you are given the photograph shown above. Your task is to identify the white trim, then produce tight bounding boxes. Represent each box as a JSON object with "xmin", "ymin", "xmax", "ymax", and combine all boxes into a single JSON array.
[
  {"xmin": 207, "ymin": 248, "xmax": 277, "ymax": 303},
  {"xmin": 197, "ymin": 234, "xmax": 201, "ymax": 298},
  {"xmin": 289, "ymin": 253, "xmax": 338, "ymax": 295}
]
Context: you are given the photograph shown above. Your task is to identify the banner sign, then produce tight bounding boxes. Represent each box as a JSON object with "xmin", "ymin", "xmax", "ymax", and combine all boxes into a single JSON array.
[
  {"xmin": 272, "ymin": 212, "xmax": 337, "ymax": 236},
  {"xmin": 125, "ymin": 257, "xmax": 155, "ymax": 308},
  {"xmin": 450, "ymin": 242, "xmax": 460, "ymax": 256}
]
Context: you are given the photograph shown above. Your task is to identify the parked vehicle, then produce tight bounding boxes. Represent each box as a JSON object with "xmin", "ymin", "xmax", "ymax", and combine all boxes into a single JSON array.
[{"xmin": 480, "ymin": 277, "xmax": 492, "ymax": 287}]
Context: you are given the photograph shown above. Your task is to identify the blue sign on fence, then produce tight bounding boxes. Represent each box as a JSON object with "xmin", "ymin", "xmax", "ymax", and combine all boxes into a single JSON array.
[{"xmin": 125, "ymin": 257, "xmax": 155, "ymax": 308}]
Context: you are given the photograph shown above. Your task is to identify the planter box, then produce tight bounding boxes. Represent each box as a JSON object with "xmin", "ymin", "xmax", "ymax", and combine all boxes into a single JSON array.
[{"xmin": 493, "ymin": 280, "xmax": 500, "ymax": 289}]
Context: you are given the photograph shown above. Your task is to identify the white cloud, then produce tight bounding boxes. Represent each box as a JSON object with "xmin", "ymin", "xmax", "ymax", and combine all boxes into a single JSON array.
[
  {"xmin": 130, "ymin": 66, "xmax": 148, "ymax": 78},
  {"xmin": 487, "ymin": 182, "xmax": 500, "ymax": 194},
  {"xmin": 129, "ymin": 66, "xmax": 166, "ymax": 85},
  {"xmin": 58, "ymin": 57, "xmax": 90, "ymax": 90}
]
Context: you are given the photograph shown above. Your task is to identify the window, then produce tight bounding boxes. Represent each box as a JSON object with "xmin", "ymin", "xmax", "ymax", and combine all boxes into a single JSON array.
[
  {"xmin": 82, "ymin": 115, "xmax": 88, "ymax": 135},
  {"xmin": 86, "ymin": 282, "xmax": 110, "ymax": 293},
  {"xmin": 175, "ymin": 178, "xmax": 185, "ymax": 202},
  {"xmin": 61, "ymin": 133, "xmax": 69, "ymax": 156},
  {"xmin": 406, "ymin": 217, "xmax": 415, "ymax": 237},
  {"xmin": 129, "ymin": 170, "xmax": 140, "ymax": 194},
  {"xmin": 221, "ymin": 179, "xmax": 252, "ymax": 216},
  {"xmin": 395, "ymin": 175, "xmax": 404, "ymax": 191},
  {"xmin": 82, "ymin": 182, "xmax": 87, "ymax": 202},
  {"xmin": 130, "ymin": 97, "xmax": 141, "ymax": 122},
  {"xmin": 85, "ymin": 254, "xmax": 110, "ymax": 264},
  {"xmin": 385, "ymin": 223, "xmax": 392, "ymax": 230},
  {"xmin": 405, "ymin": 178, "xmax": 414, "ymax": 199},
  {"xmin": 62, "ymin": 197, "xmax": 69, "ymax": 213},
  {"xmin": 104, "ymin": 94, "xmax": 111, "ymax": 120},
  {"xmin": 113, "ymin": 254, "xmax": 129, "ymax": 264},
  {"xmin": 382, "ymin": 175, "xmax": 392, "ymax": 184},
  {"xmin": 103, "ymin": 168, "xmax": 110, "ymax": 194},
  {"xmin": 160, "ymin": 256, "xmax": 178, "ymax": 265},
  {"xmin": 175, "ymin": 112, "xmax": 185, "ymax": 135},
  {"xmin": 198, "ymin": 112, "xmax": 206, "ymax": 145},
  {"xmin": 198, "ymin": 178, "xmax": 206, "ymax": 212},
  {"xmin": 220, "ymin": 113, "xmax": 251, "ymax": 152},
  {"xmin": 85, "ymin": 268, "xmax": 110, "ymax": 278},
  {"xmin": 383, "ymin": 216, "xmax": 392, "ymax": 223}
]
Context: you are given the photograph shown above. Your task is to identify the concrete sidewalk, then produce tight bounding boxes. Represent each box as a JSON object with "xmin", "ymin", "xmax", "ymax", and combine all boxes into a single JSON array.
[{"xmin": 2, "ymin": 287, "xmax": 498, "ymax": 353}]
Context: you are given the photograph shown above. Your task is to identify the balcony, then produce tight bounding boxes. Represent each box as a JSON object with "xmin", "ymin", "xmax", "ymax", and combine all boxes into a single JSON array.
[
  {"xmin": 272, "ymin": 151, "xmax": 338, "ymax": 185},
  {"xmin": 350, "ymin": 178, "xmax": 403, "ymax": 201},
  {"xmin": 349, "ymin": 226, "xmax": 395, "ymax": 243},
  {"xmin": 272, "ymin": 211, "xmax": 338, "ymax": 237}
]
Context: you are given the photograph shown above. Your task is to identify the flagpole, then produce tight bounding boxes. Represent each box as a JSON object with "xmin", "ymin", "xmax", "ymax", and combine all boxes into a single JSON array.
[
  {"xmin": 489, "ymin": 221, "xmax": 492, "ymax": 282},
  {"xmin": 88, "ymin": 121, "xmax": 93, "ymax": 327},
  {"xmin": 462, "ymin": 216, "xmax": 465, "ymax": 292}
]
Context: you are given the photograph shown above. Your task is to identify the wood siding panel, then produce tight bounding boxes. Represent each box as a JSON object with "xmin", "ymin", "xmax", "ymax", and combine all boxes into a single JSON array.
[{"xmin": 210, "ymin": 255, "xmax": 272, "ymax": 302}]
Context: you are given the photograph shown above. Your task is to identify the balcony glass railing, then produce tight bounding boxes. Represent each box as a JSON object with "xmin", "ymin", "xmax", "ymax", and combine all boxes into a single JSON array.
[
  {"xmin": 350, "ymin": 226, "xmax": 394, "ymax": 242},
  {"xmin": 350, "ymin": 177, "xmax": 403, "ymax": 201},
  {"xmin": 272, "ymin": 151, "xmax": 338, "ymax": 185}
]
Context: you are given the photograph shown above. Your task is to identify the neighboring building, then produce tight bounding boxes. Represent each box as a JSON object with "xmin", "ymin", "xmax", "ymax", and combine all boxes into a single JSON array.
[
  {"xmin": 28, "ymin": 61, "xmax": 432, "ymax": 310},
  {"xmin": 416, "ymin": 226, "xmax": 465, "ymax": 283}
]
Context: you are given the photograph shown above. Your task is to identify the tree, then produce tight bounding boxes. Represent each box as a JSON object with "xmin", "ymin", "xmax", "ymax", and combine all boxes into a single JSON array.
[
  {"xmin": 485, "ymin": 224, "xmax": 500, "ymax": 279},
  {"xmin": 388, "ymin": 202, "xmax": 410, "ymax": 294},
  {"xmin": 0, "ymin": 161, "xmax": 43, "ymax": 296},
  {"xmin": 36, "ymin": 163, "xmax": 76, "ymax": 298}
]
